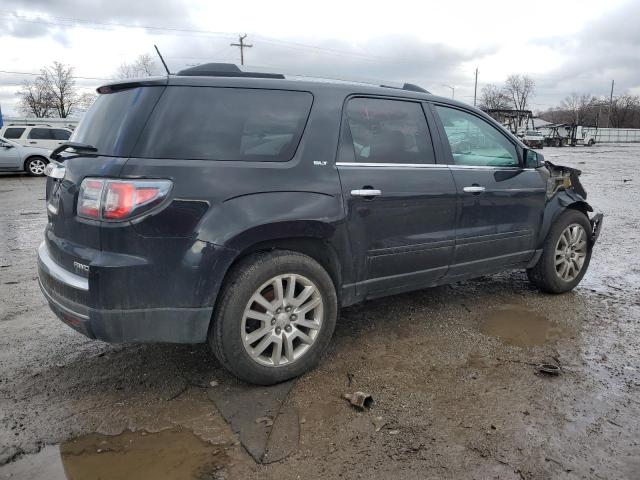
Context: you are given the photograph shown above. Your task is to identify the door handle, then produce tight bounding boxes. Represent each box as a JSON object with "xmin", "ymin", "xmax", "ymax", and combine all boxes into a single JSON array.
[
  {"xmin": 29, "ymin": 141, "xmax": 37, "ymax": 144},
  {"xmin": 463, "ymin": 186, "xmax": 486, "ymax": 194},
  {"xmin": 351, "ymin": 189, "xmax": 382, "ymax": 197}
]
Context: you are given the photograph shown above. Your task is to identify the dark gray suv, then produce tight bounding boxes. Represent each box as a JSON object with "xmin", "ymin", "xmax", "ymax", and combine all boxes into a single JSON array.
[{"xmin": 38, "ymin": 64, "xmax": 603, "ymax": 384}]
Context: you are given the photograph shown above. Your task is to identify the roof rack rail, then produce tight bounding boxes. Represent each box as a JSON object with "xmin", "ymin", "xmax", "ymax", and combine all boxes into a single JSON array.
[
  {"xmin": 174, "ymin": 63, "xmax": 430, "ymax": 93},
  {"xmin": 176, "ymin": 63, "xmax": 285, "ymax": 79},
  {"xmin": 379, "ymin": 83, "xmax": 430, "ymax": 94}
]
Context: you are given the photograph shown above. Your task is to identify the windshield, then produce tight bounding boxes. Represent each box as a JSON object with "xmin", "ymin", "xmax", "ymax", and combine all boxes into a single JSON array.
[{"xmin": 71, "ymin": 86, "xmax": 164, "ymax": 157}]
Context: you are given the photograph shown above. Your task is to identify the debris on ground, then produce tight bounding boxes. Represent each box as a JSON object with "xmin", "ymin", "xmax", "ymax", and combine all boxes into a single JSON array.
[
  {"xmin": 372, "ymin": 416, "xmax": 387, "ymax": 432},
  {"xmin": 536, "ymin": 363, "xmax": 561, "ymax": 375},
  {"xmin": 343, "ymin": 391, "xmax": 373, "ymax": 410},
  {"xmin": 255, "ymin": 416, "xmax": 274, "ymax": 427}
]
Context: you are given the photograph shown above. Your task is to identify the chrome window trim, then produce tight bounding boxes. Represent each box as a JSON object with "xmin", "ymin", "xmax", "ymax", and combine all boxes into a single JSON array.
[
  {"xmin": 335, "ymin": 161, "xmax": 537, "ymax": 172},
  {"xmin": 38, "ymin": 242, "xmax": 89, "ymax": 291},
  {"xmin": 336, "ymin": 162, "xmax": 447, "ymax": 169}
]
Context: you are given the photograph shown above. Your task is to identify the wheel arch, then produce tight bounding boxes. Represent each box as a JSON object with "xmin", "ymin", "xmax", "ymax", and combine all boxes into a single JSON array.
[
  {"xmin": 538, "ymin": 191, "xmax": 593, "ymax": 248},
  {"xmin": 224, "ymin": 232, "xmax": 344, "ymax": 301},
  {"xmin": 23, "ymin": 154, "xmax": 49, "ymax": 172}
]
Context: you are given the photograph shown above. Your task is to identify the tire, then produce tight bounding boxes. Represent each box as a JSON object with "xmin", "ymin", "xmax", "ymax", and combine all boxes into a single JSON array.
[
  {"xmin": 25, "ymin": 156, "xmax": 48, "ymax": 176},
  {"xmin": 527, "ymin": 209, "xmax": 592, "ymax": 293},
  {"xmin": 209, "ymin": 250, "xmax": 338, "ymax": 385}
]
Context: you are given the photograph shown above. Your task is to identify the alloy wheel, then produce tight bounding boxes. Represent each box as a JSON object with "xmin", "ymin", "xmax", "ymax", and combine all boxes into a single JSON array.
[
  {"xmin": 241, "ymin": 273, "xmax": 324, "ymax": 367},
  {"xmin": 554, "ymin": 223, "xmax": 588, "ymax": 282},
  {"xmin": 28, "ymin": 159, "xmax": 46, "ymax": 175}
]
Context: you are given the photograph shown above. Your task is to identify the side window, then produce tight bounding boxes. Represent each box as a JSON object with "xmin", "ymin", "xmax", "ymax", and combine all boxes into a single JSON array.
[
  {"xmin": 345, "ymin": 98, "xmax": 435, "ymax": 164},
  {"xmin": 28, "ymin": 128, "xmax": 54, "ymax": 140},
  {"xmin": 3, "ymin": 128, "xmax": 26, "ymax": 139},
  {"xmin": 53, "ymin": 129, "xmax": 71, "ymax": 140},
  {"xmin": 435, "ymin": 106, "xmax": 518, "ymax": 167},
  {"xmin": 134, "ymin": 87, "xmax": 313, "ymax": 162}
]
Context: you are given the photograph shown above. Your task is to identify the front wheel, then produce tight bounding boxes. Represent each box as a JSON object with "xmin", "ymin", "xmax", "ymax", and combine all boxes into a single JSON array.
[
  {"xmin": 527, "ymin": 210, "xmax": 592, "ymax": 293},
  {"xmin": 25, "ymin": 157, "xmax": 48, "ymax": 176},
  {"xmin": 209, "ymin": 251, "xmax": 337, "ymax": 385}
]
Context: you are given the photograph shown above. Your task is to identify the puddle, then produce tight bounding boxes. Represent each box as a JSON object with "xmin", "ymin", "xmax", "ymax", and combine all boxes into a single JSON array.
[
  {"xmin": 0, "ymin": 429, "xmax": 231, "ymax": 480},
  {"xmin": 478, "ymin": 304, "xmax": 568, "ymax": 347}
]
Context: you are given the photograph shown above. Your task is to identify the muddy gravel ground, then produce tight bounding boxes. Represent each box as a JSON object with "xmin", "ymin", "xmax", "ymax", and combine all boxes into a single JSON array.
[{"xmin": 1, "ymin": 144, "xmax": 639, "ymax": 479}]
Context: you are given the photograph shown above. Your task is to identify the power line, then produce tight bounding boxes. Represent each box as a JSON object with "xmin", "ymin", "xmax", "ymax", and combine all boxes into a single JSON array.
[
  {"xmin": 1, "ymin": 13, "xmax": 463, "ymax": 67},
  {"xmin": 0, "ymin": 69, "xmax": 111, "ymax": 81}
]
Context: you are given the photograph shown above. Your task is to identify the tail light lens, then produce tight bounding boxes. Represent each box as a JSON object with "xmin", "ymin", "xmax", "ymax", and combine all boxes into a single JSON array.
[{"xmin": 78, "ymin": 178, "xmax": 172, "ymax": 221}]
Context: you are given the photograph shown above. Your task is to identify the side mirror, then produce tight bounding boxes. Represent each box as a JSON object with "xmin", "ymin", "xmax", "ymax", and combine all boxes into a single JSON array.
[
  {"xmin": 1, "ymin": 143, "xmax": 13, "ymax": 149},
  {"xmin": 524, "ymin": 149, "xmax": 542, "ymax": 168}
]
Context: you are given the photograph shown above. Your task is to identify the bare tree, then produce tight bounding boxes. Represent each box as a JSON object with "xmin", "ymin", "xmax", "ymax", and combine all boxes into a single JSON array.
[
  {"xmin": 76, "ymin": 92, "xmax": 97, "ymax": 113},
  {"xmin": 610, "ymin": 94, "xmax": 640, "ymax": 128},
  {"xmin": 478, "ymin": 84, "xmax": 511, "ymax": 110},
  {"xmin": 560, "ymin": 93, "xmax": 595, "ymax": 124},
  {"xmin": 503, "ymin": 74, "xmax": 535, "ymax": 111},
  {"xmin": 39, "ymin": 62, "xmax": 79, "ymax": 118},
  {"xmin": 17, "ymin": 78, "xmax": 54, "ymax": 118},
  {"xmin": 115, "ymin": 54, "xmax": 158, "ymax": 79}
]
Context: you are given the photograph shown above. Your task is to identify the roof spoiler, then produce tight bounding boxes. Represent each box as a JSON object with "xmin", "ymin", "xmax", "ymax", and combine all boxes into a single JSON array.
[{"xmin": 177, "ymin": 63, "xmax": 285, "ymax": 79}]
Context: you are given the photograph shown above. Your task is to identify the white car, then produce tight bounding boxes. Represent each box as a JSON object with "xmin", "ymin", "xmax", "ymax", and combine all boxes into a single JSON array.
[
  {"xmin": 0, "ymin": 136, "xmax": 51, "ymax": 176},
  {"xmin": 0, "ymin": 125, "xmax": 72, "ymax": 151}
]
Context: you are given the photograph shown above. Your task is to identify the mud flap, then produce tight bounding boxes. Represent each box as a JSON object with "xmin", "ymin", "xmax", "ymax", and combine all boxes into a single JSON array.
[{"xmin": 590, "ymin": 213, "xmax": 603, "ymax": 245}]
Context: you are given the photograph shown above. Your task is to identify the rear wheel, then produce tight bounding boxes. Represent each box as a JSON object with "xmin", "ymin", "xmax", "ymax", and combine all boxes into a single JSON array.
[
  {"xmin": 25, "ymin": 156, "xmax": 48, "ymax": 176},
  {"xmin": 527, "ymin": 210, "xmax": 592, "ymax": 293},
  {"xmin": 209, "ymin": 250, "xmax": 337, "ymax": 385}
]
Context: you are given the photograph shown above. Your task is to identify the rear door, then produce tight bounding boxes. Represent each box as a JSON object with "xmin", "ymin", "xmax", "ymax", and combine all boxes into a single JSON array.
[
  {"xmin": 429, "ymin": 103, "xmax": 546, "ymax": 278},
  {"xmin": 27, "ymin": 127, "xmax": 56, "ymax": 150},
  {"xmin": 336, "ymin": 96, "xmax": 457, "ymax": 297}
]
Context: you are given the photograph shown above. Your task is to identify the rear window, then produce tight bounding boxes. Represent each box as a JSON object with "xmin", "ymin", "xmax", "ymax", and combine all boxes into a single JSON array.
[
  {"xmin": 71, "ymin": 87, "xmax": 164, "ymax": 157},
  {"xmin": 133, "ymin": 87, "xmax": 313, "ymax": 161},
  {"xmin": 3, "ymin": 127, "xmax": 25, "ymax": 139}
]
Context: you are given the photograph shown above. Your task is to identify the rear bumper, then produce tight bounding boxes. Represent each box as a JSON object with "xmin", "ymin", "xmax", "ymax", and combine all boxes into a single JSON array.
[{"xmin": 37, "ymin": 242, "xmax": 213, "ymax": 343}]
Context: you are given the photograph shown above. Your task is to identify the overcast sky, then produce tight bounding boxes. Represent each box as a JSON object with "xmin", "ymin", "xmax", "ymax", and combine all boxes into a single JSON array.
[{"xmin": 1, "ymin": 0, "xmax": 639, "ymax": 117}]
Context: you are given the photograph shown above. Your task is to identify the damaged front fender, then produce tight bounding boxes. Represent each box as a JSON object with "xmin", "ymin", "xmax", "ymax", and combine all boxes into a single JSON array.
[{"xmin": 537, "ymin": 161, "xmax": 603, "ymax": 248}]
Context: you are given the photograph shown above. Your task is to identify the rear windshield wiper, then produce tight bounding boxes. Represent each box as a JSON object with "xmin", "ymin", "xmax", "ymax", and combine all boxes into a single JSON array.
[{"xmin": 50, "ymin": 142, "xmax": 98, "ymax": 160}]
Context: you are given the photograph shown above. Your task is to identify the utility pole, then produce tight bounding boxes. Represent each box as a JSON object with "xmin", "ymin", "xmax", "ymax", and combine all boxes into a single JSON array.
[
  {"xmin": 230, "ymin": 34, "xmax": 252, "ymax": 66},
  {"xmin": 442, "ymin": 84, "xmax": 455, "ymax": 99},
  {"xmin": 473, "ymin": 67, "xmax": 478, "ymax": 107},
  {"xmin": 608, "ymin": 79, "xmax": 615, "ymax": 127}
]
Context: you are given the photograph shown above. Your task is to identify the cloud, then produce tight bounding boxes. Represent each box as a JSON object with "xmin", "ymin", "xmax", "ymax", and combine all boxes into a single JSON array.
[
  {"xmin": 0, "ymin": 0, "xmax": 638, "ymax": 115},
  {"xmin": 530, "ymin": 0, "xmax": 640, "ymax": 102}
]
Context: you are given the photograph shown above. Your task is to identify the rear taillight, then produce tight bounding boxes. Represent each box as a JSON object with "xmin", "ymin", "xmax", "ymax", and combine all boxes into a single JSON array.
[{"xmin": 78, "ymin": 178, "xmax": 172, "ymax": 221}]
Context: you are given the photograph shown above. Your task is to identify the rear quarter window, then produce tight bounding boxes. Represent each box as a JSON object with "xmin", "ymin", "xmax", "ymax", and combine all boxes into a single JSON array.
[
  {"xmin": 71, "ymin": 86, "xmax": 164, "ymax": 157},
  {"xmin": 133, "ymin": 87, "xmax": 313, "ymax": 162},
  {"xmin": 52, "ymin": 129, "xmax": 71, "ymax": 140}
]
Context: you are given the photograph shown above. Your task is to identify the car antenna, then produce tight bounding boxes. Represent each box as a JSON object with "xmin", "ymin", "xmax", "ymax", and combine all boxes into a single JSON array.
[{"xmin": 154, "ymin": 45, "xmax": 171, "ymax": 75}]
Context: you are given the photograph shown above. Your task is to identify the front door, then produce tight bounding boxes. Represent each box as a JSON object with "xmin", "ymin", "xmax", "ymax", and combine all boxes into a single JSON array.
[
  {"xmin": 0, "ymin": 139, "xmax": 21, "ymax": 168},
  {"xmin": 337, "ymin": 96, "xmax": 457, "ymax": 297},
  {"xmin": 430, "ymin": 104, "xmax": 547, "ymax": 278}
]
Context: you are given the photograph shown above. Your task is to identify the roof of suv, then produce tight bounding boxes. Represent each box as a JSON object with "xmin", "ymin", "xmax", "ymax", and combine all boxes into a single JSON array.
[{"xmin": 98, "ymin": 63, "xmax": 472, "ymax": 109}]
